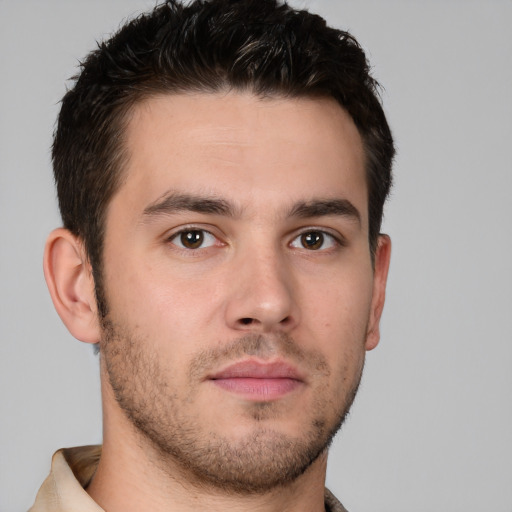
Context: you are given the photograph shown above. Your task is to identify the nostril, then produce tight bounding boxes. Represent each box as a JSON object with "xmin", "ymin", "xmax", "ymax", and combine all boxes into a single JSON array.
[{"xmin": 240, "ymin": 318, "xmax": 254, "ymax": 325}]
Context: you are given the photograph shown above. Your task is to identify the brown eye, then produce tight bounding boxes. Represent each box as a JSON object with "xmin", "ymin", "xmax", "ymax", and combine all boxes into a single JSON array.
[
  {"xmin": 180, "ymin": 230, "xmax": 204, "ymax": 249},
  {"xmin": 301, "ymin": 231, "xmax": 324, "ymax": 250},
  {"xmin": 290, "ymin": 230, "xmax": 338, "ymax": 251},
  {"xmin": 171, "ymin": 229, "xmax": 216, "ymax": 250}
]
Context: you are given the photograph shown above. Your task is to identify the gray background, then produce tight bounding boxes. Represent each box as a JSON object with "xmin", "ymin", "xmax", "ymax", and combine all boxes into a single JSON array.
[{"xmin": 1, "ymin": 1, "xmax": 511, "ymax": 511}]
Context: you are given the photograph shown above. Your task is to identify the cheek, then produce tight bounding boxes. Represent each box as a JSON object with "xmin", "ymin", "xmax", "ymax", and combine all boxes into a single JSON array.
[
  {"xmin": 103, "ymin": 253, "xmax": 224, "ymax": 343},
  {"xmin": 298, "ymin": 263, "xmax": 374, "ymax": 384},
  {"xmin": 303, "ymin": 266, "xmax": 374, "ymax": 337}
]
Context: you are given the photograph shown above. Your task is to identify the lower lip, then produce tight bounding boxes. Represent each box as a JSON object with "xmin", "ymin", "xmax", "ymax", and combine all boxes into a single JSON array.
[{"xmin": 211, "ymin": 378, "xmax": 302, "ymax": 400}]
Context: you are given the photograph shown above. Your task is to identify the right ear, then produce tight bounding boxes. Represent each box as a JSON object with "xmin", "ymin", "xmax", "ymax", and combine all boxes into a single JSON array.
[{"xmin": 43, "ymin": 228, "xmax": 101, "ymax": 343}]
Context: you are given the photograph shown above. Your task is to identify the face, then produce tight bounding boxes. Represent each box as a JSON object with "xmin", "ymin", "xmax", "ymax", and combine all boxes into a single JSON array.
[{"xmin": 99, "ymin": 92, "xmax": 386, "ymax": 493}]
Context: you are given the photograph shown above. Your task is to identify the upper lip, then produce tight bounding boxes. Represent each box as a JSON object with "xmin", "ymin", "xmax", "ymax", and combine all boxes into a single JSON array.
[{"xmin": 208, "ymin": 360, "xmax": 305, "ymax": 381}]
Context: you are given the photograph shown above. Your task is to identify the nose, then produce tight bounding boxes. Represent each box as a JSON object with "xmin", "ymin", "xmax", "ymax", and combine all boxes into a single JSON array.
[{"xmin": 224, "ymin": 247, "xmax": 299, "ymax": 333}]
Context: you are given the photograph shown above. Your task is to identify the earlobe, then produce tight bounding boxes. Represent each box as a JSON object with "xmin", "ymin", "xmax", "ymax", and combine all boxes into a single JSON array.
[
  {"xmin": 43, "ymin": 228, "xmax": 101, "ymax": 344},
  {"xmin": 365, "ymin": 234, "xmax": 391, "ymax": 351}
]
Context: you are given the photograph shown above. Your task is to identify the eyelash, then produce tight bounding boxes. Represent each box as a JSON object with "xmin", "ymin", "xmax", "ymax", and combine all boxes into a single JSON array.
[
  {"xmin": 290, "ymin": 229, "xmax": 344, "ymax": 252},
  {"xmin": 167, "ymin": 227, "xmax": 222, "ymax": 251},
  {"xmin": 167, "ymin": 226, "xmax": 345, "ymax": 253}
]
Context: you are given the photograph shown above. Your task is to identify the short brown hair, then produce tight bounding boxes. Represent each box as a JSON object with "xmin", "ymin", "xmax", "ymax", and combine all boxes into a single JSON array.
[{"xmin": 53, "ymin": 0, "xmax": 394, "ymax": 316}]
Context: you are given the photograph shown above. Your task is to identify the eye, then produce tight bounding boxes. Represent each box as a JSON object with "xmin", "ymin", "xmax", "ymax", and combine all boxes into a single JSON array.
[
  {"xmin": 290, "ymin": 230, "xmax": 338, "ymax": 251},
  {"xmin": 170, "ymin": 229, "xmax": 217, "ymax": 250}
]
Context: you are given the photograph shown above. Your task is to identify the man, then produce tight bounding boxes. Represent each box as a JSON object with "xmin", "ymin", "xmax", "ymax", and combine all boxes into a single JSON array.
[{"xmin": 31, "ymin": 0, "xmax": 394, "ymax": 510}]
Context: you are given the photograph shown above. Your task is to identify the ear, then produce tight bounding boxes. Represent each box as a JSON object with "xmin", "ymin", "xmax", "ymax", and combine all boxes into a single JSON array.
[
  {"xmin": 43, "ymin": 228, "xmax": 101, "ymax": 343},
  {"xmin": 365, "ymin": 234, "xmax": 391, "ymax": 351}
]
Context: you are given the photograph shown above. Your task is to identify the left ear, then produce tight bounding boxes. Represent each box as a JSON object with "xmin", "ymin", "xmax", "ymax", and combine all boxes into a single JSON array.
[{"xmin": 365, "ymin": 234, "xmax": 391, "ymax": 351}]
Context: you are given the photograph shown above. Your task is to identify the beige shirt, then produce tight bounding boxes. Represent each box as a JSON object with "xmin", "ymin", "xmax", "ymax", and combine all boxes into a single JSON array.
[{"xmin": 29, "ymin": 446, "xmax": 348, "ymax": 512}]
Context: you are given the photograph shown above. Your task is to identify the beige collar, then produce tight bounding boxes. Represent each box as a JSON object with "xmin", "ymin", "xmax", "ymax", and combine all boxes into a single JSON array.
[
  {"xmin": 30, "ymin": 446, "xmax": 347, "ymax": 512},
  {"xmin": 29, "ymin": 446, "xmax": 103, "ymax": 512}
]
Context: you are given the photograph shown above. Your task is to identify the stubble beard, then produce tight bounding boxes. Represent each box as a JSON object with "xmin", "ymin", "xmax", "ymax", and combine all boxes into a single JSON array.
[{"xmin": 101, "ymin": 319, "xmax": 365, "ymax": 495}]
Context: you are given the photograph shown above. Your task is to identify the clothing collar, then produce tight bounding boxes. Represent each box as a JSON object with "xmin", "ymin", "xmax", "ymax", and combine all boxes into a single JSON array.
[
  {"xmin": 29, "ymin": 446, "xmax": 103, "ymax": 512},
  {"xmin": 30, "ymin": 446, "xmax": 348, "ymax": 512}
]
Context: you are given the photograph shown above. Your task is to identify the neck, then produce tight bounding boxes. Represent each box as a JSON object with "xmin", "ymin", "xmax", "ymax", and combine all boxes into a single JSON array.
[
  {"xmin": 87, "ymin": 372, "xmax": 328, "ymax": 512},
  {"xmin": 88, "ymin": 442, "xmax": 328, "ymax": 512}
]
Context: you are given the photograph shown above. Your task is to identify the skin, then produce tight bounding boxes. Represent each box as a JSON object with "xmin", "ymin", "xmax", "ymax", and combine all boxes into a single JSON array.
[{"xmin": 44, "ymin": 91, "xmax": 391, "ymax": 512}]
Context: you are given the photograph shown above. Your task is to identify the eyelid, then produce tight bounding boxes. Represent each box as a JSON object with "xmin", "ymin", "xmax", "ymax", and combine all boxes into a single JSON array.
[
  {"xmin": 165, "ymin": 223, "xmax": 221, "ymax": 238},
  {"xmin": 294, "ymin": 225, "xmax": 345, "ymax": 242}
]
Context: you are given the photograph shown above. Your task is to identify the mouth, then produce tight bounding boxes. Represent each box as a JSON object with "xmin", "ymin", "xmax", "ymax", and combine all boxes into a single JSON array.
[{"xmin": 207, "ymin": 360, "xmax": 305, "ymax": 401}]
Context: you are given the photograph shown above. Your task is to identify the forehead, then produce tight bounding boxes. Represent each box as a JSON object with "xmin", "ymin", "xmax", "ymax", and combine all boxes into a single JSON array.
[{"xmin": 116, "ymin": 91, "xmax": 367, "ymax": 222}]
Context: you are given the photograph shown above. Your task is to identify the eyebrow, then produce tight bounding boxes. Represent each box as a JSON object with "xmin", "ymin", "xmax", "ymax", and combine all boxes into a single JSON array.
[
  {"xmin": 142, "ymin": 191, "xmax": 361, "ymax": 225},
  {"xmin": 142, "ymin": 192, "xmax": 240, "ymax": 219},
  {"xmin": 288, "ymin": 199, "xmax": 361, "ymax": 225}
]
